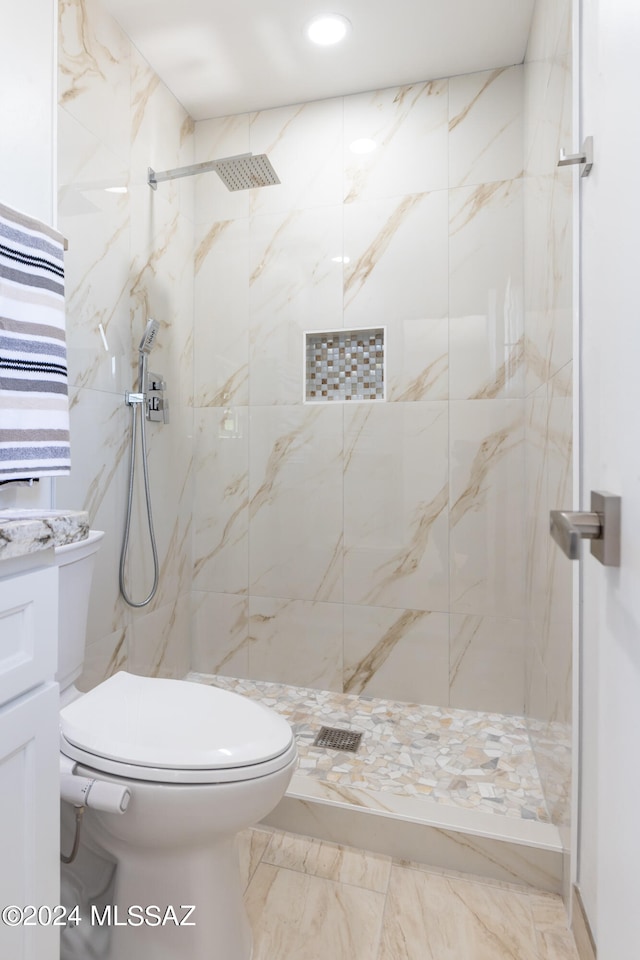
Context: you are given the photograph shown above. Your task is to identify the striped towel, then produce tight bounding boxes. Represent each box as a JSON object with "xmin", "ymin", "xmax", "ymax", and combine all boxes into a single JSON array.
[{"xmin": 0, "ymin": 201, "xmax": 70, "ymax": 480}]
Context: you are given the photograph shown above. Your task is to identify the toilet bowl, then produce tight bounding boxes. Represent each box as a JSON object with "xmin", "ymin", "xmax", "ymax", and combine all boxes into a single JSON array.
[{"xmin": 56, "ymin": 532, "xmax": 297, "ymax": 960}]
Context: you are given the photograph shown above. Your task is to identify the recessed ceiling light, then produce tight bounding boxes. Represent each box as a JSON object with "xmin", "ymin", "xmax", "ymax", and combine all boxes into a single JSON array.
[
  {"xmin": 349, "ymin": 138, "xmax": 377, "ymax": 155},
  {"xmin": 306, "ymin": 14, "xmax": 351, "ymax": 46}
]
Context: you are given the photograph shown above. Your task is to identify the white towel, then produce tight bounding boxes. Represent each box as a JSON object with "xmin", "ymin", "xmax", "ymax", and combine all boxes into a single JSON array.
[{"xmin": 0, "ymin": 201, "xmax": 70, "ymax": 480}]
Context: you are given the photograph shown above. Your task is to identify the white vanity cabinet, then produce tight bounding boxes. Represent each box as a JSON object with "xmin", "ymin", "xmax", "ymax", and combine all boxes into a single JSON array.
[{"xmin": 0, "ymin": 555, "xmax": 60, "ymax": 960}]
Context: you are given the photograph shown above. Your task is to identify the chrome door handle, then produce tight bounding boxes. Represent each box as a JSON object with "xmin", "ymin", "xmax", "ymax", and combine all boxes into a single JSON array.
[
  {"xmin": 549, "ymin": 510, "xmax": 601, "ymax": 559},
  {"xmin": 550, "ymin": 491, "xmax": 621, "ymax": 566}
]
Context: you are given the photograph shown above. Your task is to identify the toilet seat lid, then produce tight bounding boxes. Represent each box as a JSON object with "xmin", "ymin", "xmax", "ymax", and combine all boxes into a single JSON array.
[{"xmin": 59, "ymin": 672, "xmax": 294, "ymax": 772}]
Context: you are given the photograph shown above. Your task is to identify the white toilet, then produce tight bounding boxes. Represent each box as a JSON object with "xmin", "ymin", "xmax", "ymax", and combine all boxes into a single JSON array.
[{"xmin": 56, "ymin": 530, "xmax": 297, "ymax": 960}]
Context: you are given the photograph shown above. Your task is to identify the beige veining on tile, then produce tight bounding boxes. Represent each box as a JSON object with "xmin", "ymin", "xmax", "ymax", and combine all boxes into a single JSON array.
[
  {"xmin": 236, "ymin": 828, "xmax": 272, "ymax": 891},
  {"xmin": 241, "ymin": 827, "xmax": 578, "ymax": 960},
  {"xmin": 379, "ymin": 866, "xmax": 541, "ymax": 960},
  {"xmin": 245, "ymin": 862, "xmax": 386, "ymax": 960},
  {"xmin": 262, "ymin": 831, "xmax": 391, "ymax": 893}
]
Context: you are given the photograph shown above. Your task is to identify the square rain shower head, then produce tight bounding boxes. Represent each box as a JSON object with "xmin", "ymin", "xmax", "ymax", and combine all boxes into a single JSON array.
[{"xmin": 213, "ymin": 153, "xmax": 280, "ymax": 191}]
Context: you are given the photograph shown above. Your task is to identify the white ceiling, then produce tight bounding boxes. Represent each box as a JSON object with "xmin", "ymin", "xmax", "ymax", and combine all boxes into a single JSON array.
[{"xmin": 101, "ymin": 0, "xmax": 536, "ymax": 121}]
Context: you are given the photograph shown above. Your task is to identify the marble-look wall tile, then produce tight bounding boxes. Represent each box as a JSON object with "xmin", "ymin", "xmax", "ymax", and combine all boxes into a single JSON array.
[
  {"xmin": 191, "ymin": 592, "xmax": 249, "ymax": 678},
  {"xmin": 523, "ymin": 172, "xmax": 573, "ymax": 396},
  {"xmin": 450, "ymin": 400, "xmax": 525, "ymax": 619},
  {"xmin": 524, "ymin": 57, "xmax": 571, "ymax": 179},
  {"xmin": 129, "ymin": 182, "xmax": 194, "ymax": 357},
  {"xmin": 449, "ymin": 66, "xmax": 524, "ymax": 188},
  {"xmin": 524, "ymin": 386, "xmax": 550, "ymax": 630},
  {"xmin": 128, "ymin": 200, "xmax": 195, "ymax": 409},
  {"xmin": 450, "ymin": 615, "xmax": 525, "ymax": 715},
  {"xmin": 194, "ymin": 218, "xmax": 250, "ymax": 407},
  {"xmin": 129, "ymin": 593, "xmax": 190, "ymax": 679},
  {"xmin": 248, "ymin": 597, "xmax": 343, "ymax": 692},
  {"xmin": 58, "ymin": 0, "xmax": 131, "ymax": 162},
  {"xmin": 386, "ymin": 316, "xmax": 449, "ymax": 402},
  {"xmin": 343, "ymin": 80, "xmax": 448, "ymax": 203},
  {"xmin": 77, "ymin": 627, "xmax": 128, "ymax": 693},
  {"xmin": 343, "ymin": 190, "xmax": 448, "ymax": 329},
  {"xmin": 188, "ymin": 67, "xmax": 562, "ymax": 721},
  {"xmin": 449, "ymin": 179, "xmax": 524, "ymax": 399},
  {"xmin": 124, "ymin": 402, "xmax": 193, "ymax": 612},
  {"xmin": 129, "ymin": 46, "xmax": 195, "ymax": 212},
  {"xmin": 249, "ymin": 206, "xmax": 344, "ymax": 405},
  {"xmin": 523, "ymin": 0, "xmax": 574, "ymax": 831},
  {"xmin": 344, "ymin": 402, "xmax": 448, "ymax": 612},
  {"xmin": 526, "ymin": 0, "xmax": 572, "ymax": 66},
  {"xmin": 344, "ymin": 604, "xmax": 449, "ymax": 705},
  {"xmin": 546, "ymin": 392, "xmax": 572, "ymax": 625},
  {"xmin": 58, "ymin": 0, "xmax": 195, "ymax": 682},
  {"xmin": 194, "ymin": 114, "xmax": 251, "ymax": 224},
  {"xmin": 249, "ymin": 99, "xmax": 343, "ymax": 216},
  {"xmin": 58, "ymin": 108, "xmax": 131, "ymax": 395},
  {"xmin": 192, "ymin": 407, "xmax": 248, "ymax": 595},
  {"xmin": 249, "ymin": 406, "xmax": 343, "ymax": 603},
  {"xmin": 56, "ymin": 386, "xmax": 131, "ymax": 642}
]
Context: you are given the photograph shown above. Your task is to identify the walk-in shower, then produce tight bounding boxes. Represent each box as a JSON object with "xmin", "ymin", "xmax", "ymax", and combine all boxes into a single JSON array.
[{"xmin": 119, "ymin": 319, "xmax": 160, "ymax": 607}]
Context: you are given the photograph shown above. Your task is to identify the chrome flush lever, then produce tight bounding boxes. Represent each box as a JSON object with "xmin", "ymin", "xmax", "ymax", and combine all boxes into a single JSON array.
[{"xmin": 550, "ymin": 491, "xmax": 621, "ymax": 566}]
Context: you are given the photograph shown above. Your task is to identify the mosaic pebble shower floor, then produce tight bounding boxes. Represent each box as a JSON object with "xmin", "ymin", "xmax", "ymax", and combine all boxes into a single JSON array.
[{"xmin": 190, "ymin": 674, "xmax": 551, "ymax": 824}]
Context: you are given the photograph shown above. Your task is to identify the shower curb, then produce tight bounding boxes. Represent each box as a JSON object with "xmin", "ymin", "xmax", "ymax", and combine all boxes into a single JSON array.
[{"xmin": 263, "ymin": 772, "xmax": 564, "ymax": 893}]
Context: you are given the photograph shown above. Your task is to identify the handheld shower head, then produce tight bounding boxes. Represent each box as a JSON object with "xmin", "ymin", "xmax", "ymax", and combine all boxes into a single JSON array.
[{"xmin": 139, "ymin": 319, "xmax": 159, "ymax": 355}]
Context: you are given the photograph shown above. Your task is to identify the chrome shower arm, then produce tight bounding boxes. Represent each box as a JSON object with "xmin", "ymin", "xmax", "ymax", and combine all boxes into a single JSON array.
[
  {"xmin": 148, "ymin": 153, "xmax": 279, "ymax": 192},
  {"xmin": 148, "ymin": 156, "xmax": 252, "ymax": 189}
]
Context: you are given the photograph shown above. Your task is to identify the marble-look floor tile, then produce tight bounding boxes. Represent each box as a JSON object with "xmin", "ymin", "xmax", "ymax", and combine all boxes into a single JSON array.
[
  {"xmin": 245, "ymin": 863, "xmax": 385, "ymax": 960},
  {"xmin": 379, "ymin": 865, "xmax": 540, "ymax": 960},
  {"xmin": 529, "ymin": 891, "xmax": 580, "ymax": 958},
  {"xmin": 236, "ymin": 828, "xmax": 272, "ymax": 891},
  {"xmin": 262, "ymin": 830, "xmax": 391, "ymax": 893},
  {"xmin": 239, "ymin": 828, "xmax": 575, "ymax": 960},
  {"xmin": 537, "ymin": 929, "xmax": 580, "ymax": 960}
]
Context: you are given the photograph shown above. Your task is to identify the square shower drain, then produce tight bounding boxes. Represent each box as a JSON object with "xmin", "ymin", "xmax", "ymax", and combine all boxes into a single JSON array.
[{"xmin": 313, "ymin": 726, "xmax": 363, "ymax": 752}]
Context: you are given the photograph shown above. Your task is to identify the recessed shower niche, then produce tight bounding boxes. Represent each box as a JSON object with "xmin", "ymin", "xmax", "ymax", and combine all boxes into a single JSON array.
[{"xmin": 304, "ymin": 327, "xmax": 385, "ymax": 403}]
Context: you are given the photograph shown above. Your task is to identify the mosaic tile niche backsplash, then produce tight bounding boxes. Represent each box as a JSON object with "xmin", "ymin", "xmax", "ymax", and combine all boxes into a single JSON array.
[{"xmin": 305, "ymin": 328, "xmax": 385, "ymax": 402}]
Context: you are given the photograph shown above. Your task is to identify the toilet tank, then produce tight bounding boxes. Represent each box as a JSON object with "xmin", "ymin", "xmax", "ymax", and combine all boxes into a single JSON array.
[{"xmin": 53, "ymin": 530, "xmax": 104, "ymax": 695}]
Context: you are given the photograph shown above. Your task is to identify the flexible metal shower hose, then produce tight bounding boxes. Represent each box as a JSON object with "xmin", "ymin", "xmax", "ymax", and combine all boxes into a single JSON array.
[{"xmin": 119, "ymin": 352, "xmax": 159, "ymax": 607}]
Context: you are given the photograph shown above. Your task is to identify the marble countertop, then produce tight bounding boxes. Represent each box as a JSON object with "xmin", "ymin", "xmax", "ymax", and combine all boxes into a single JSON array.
[{"xmin": 0, "ymin": 509, "xmax": 90, "ymax": 561}]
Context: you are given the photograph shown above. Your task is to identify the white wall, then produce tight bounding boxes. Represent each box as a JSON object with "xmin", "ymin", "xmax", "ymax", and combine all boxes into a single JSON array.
[
  {"xmin": 0, "ymin": 0, "xmax": 57, "ymax": 512},
  {"xmin": 0, "ymin": 0, "xmax": 56, "ymax": 223},
  {"xmin": 579, "ymin": 1, "xmax": 640, "ymax": 955}
]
